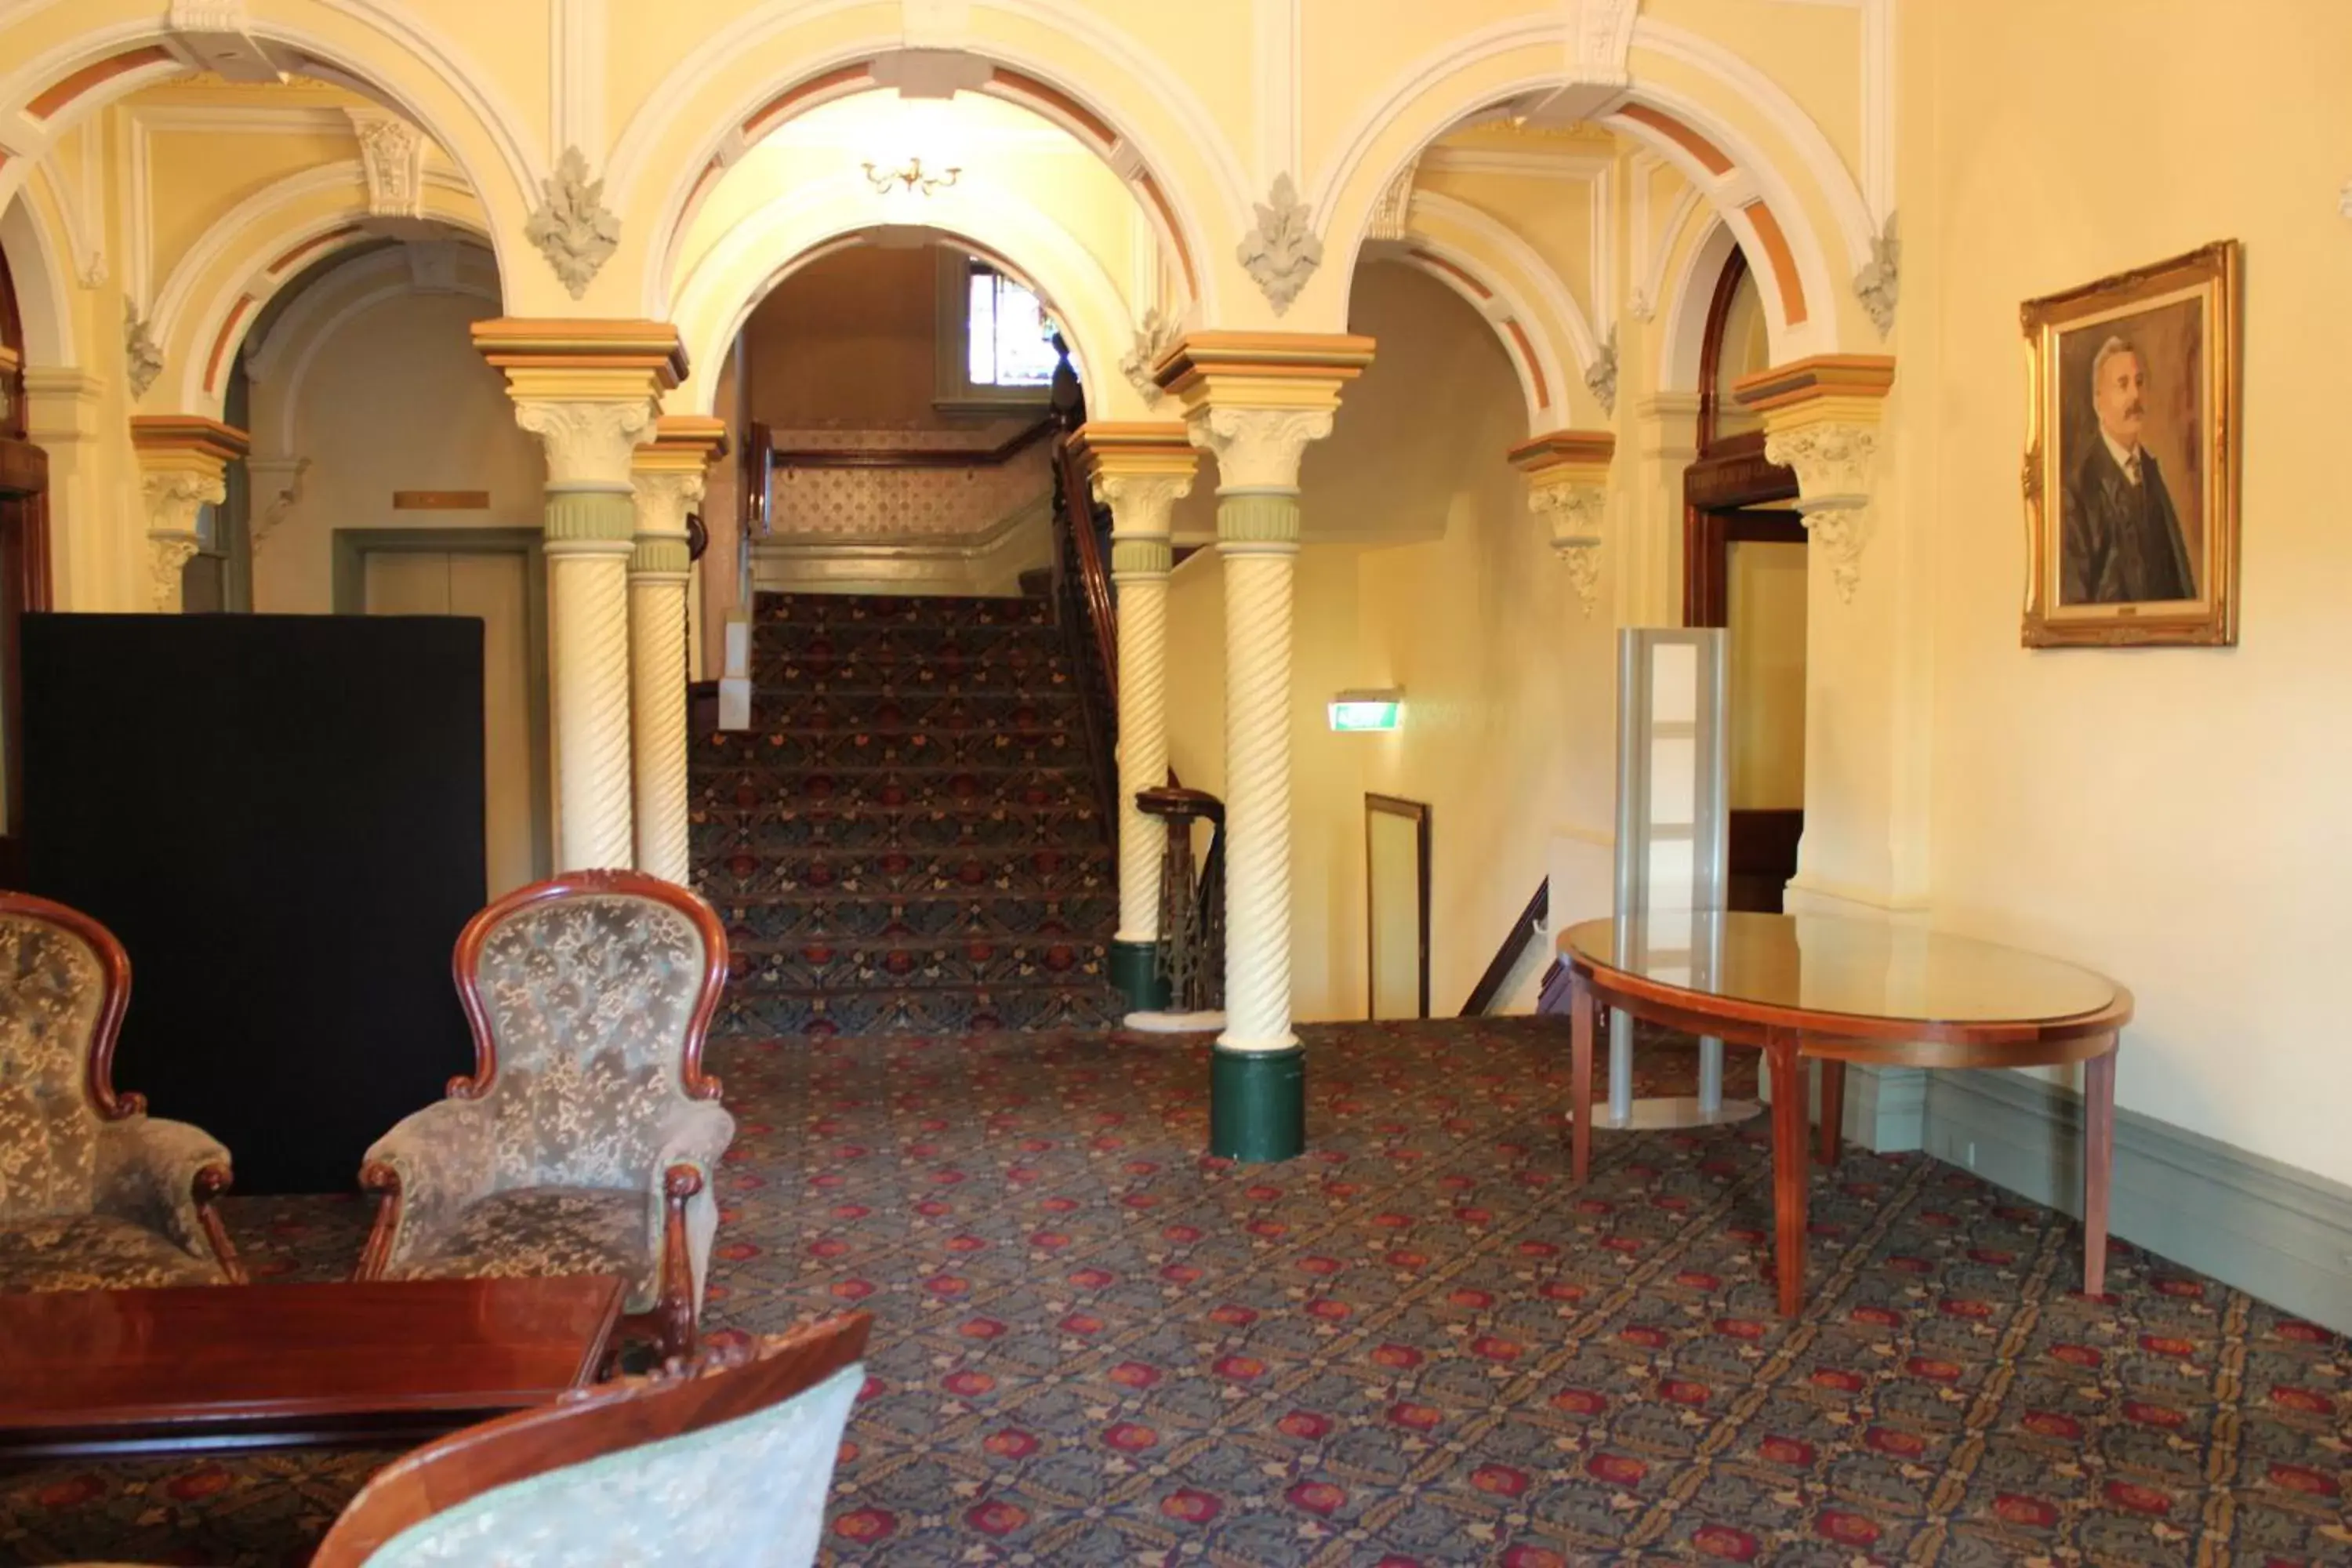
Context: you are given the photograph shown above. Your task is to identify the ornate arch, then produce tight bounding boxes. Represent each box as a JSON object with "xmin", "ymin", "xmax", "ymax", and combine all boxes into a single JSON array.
[
  {"xmin": 669, "ymin": 169, "xmax": 1144, "ymax": 424},
  {"xmin": 1371, "ymin": 212, "xmax": 1592, "ymax": 438},
  {"xmin": 0, "ymin": 180, "xmax": 76, "ymax": 365},
  {"xmin": 1310, "ymin": 20, "xmax": 1870, "ymax": 362},
  {"xmin": 0, "ymin": 2, "xmax": 535, "ymax": 291},
  {"xmin": 154, "ymin": 163, "xmax": 490, "ymax": 416},
  {"xmin": 604, "ymin": 5, "xmax": 1247, "ymax": 321}
]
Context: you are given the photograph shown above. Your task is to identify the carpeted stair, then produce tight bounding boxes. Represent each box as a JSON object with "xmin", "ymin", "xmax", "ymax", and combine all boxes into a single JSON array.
[{"xmin": 691, "ymin": 590, "xmax": 1129, "ymax": 1036}]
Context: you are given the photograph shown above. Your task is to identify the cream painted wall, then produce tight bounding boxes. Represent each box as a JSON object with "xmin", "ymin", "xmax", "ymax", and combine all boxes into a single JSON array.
[
  {"xmin": 249, "ymin": 282, "xmax": 541, "ymax": 614},
  {"xmin": 1893, "ymin": 0, "xmax": 2352, "ymax": 1185},
  {"xmin": 741, "ymin": 245, "xmax": 944, "ymax": 431}
]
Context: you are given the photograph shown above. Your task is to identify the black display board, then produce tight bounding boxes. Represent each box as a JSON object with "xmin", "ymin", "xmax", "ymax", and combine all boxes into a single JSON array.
[{"xmin": 21, "ymin": 613, "xmax": 485, "ymax": 1193}]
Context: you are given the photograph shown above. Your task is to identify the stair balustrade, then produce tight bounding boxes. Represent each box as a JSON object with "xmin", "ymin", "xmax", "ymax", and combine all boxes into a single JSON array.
[{"xmin": 1136, "ymin": 786, "xmax": 1225, "ymax": 1014}]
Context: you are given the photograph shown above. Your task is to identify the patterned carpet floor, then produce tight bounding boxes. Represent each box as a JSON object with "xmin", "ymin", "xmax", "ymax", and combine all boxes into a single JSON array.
[{"xmin": 4, "ymin": 1019, "xmax": 2347, "ymax": 1566}]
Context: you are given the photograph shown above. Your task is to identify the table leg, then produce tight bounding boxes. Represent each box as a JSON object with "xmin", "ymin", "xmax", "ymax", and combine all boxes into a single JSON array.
[
  {"xmin": 1769, "ymin": 1029, "xmax": 1806, "ymax": 1317},
  {"xmin": 1569, "ymin": 971, "xmax": 1593, "ymax": 1185},
  {"xmin": 2083, "ymin": 1040, "xmax": 2116, "ymax": 1298},
  {"xmin": 1816, "ymin": 1059, "xmax": 1846, "ymax": 1167}
]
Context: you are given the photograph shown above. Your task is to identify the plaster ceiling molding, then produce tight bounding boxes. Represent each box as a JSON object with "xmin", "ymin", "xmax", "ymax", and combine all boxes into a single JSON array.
[
  {"xmin": 347, "ymin": 108, "xmax": 426, "ymax": 220},
  {"xmin": 1762, "ymin": 422, "xmax": 1877, "ymax": 601},
  {"xmin": 1237, "ymin": 173, "xmax": 1322, "ymax": 316},
  {"xmin": 1582, "ymin": 325, "xmax": 1618, "ymax": 416},
  {"xmin": 1853, "ymin": 209, "xmax": 1898, "ymax": 337},
  {"xmin": 124, "ymin": 301, "xmax": 164, "ymax": 400},
  {"xmin": 1120, "ymin": 307, "xmax": 1177, "ymax": 407},
  {"xmin": 525, "ymin": 145, "xmax": 620, "ymax": 300},
  {"xmin": 1366, "ymin": 154, "xmax": 1420, "ymax": 243}
]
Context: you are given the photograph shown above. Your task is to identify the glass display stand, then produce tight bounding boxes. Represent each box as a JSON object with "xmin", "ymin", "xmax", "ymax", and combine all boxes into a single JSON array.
[{"xmin": 1600, "ymin": 628, "xmax": 1761, "ymax": 1131}]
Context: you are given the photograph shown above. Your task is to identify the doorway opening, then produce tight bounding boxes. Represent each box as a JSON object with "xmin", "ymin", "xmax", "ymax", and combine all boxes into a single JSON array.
[{"xmin": 1682, "ymin": 249, "xmax": 1805, "ymax": 913}]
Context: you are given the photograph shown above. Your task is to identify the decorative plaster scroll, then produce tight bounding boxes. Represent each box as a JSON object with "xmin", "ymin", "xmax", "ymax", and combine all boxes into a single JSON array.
[
  {"xmin": 1568, "ymin": 0, "xmax": 1641, "ymax": 88},
  {"xmin": 1529, "ymin": 481, "xmax": 1606, "ymax": 617},
  {"xmin": 147, "ymin": 537, "xmax": 201, "ymax": 612},
  {"xmin": 1583, "ymin": 325, "xmax": 1618, "ymax": 417},
  {"xmin": 1187, "ymin": 404, "xmax": 1332, "ymax": 492},
  {"xmin": 1764, "ymin": 423, "xmax": 1878, "ymax": 602},
  {"xmin": 124, "ymin": 302, "xmax": 163, "ymax": 399},
  {"xmin": 142, "ymin": 466, "xmax": 223, "ymax": 612},
  {"xmin": 525, "ymin": 147, "xmax": 622, "ymax": 300},
  {"xmin": 1236, "ymin": 174, "xmax": 1322, "ymax": 316},
  {"xmin": 247, "ymin": 455, "xmax": 310, "ymax": 555},
  {"xmin": 1854, "ymin": 210, "xmax": 1899, "ymax": 338},
  {"xmin": 347, "ymin": 111, "xmax": 426, "ymax": 219},
  {"xmin": 1120, "ymin": 309, "xmax": 1177, "ymax": 407},
  {"xmin": 513, "ymin": 397, "xmax": 656, "ymax": 485}
]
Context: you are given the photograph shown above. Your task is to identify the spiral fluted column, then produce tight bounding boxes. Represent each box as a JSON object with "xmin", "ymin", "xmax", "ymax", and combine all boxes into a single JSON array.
[
  {"xmin": 1076, "ymin": 423, "xmax": 1198, "ymax": 1015},
  {"xmin": 1156, "ymin": 332, "xmax": 1374, "ymax": 1163},
  {"xmin": 476, "ymin": 319, "xmax": 685, "ymax": 873},
  {"xmin": 630, "ymin": 419, "xmax": 727, "ymax": 887}
]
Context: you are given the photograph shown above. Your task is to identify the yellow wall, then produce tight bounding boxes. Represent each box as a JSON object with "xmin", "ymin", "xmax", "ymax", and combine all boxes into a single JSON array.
[
  {"xmin": 741, "ymin": 245, "xmax": 944, "ymax": 431},
  {"xmin": 1892, "ymin": 0, "xmax": 2352, "ymax": 1184}
]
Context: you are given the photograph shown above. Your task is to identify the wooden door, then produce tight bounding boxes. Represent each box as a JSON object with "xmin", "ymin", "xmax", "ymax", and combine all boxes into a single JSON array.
[
  {"xmin": 1686, "ymin": 507, "xmax": 1806, "ymax": 912},
  {"xmin": 362, "ymin": 549, "xmax": 538, "ymax": 896}
]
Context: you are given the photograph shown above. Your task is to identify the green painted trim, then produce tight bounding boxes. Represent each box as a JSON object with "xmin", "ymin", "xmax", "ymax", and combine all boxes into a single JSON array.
[
  {"xmin": 1110, "ymin": 538, "xmax": 1173, "ymax": 575},
  {"xmin": 1764, "ymin": 1062, "xmax": 1929, "ymax": 1154},
  {"xmin": 632, "ymin": 535, "xmax": 692, "ymax": 574},
  {"xmin": 544, "ymin": 488, "xmax": 637, "ymax": 543},
  {"xmin": 331, "ymin": 526, "xmax": 554, "ymax": 883},
  {"xmin": 1216, "ymin": 492, "xmax": 1300, "ymax": 546},
  {"xmin": 1209, "ymin": 1044, "xmax": 1305, "ymax": 1162},
  {"xmin": 1923, "ymin": 1069, "xmax": 2352, "ymax": 1336},
  {"xmin": 1109, "ymin": 938, "xmax": 1169, "ymax": 1012}
]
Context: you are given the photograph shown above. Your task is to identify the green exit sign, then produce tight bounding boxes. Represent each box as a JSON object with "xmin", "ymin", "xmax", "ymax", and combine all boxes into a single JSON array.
[{"xmin": 1328, "ymin": 690, "xmax": 1403, "ymax": 732}]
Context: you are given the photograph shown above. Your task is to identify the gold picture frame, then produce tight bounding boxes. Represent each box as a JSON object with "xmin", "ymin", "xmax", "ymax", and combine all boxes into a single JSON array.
[{"xmin": 2020, "ymin": 240, "xmax": 2240, "ymax": 648}]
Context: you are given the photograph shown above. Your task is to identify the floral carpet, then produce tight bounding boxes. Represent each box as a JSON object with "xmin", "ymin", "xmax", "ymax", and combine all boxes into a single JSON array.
[{"xmin": 3, "ymin": 1020, "xmax": 2347, "ymax": 1566}]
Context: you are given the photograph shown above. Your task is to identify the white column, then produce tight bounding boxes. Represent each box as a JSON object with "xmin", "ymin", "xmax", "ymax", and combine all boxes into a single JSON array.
[
  {"xmin": 627, "ymin": 458, "xmax": 704, "ymax": 885},
  {"xmin": 514, "ymin": 398, "xmax": 656, "ymax": 871}
]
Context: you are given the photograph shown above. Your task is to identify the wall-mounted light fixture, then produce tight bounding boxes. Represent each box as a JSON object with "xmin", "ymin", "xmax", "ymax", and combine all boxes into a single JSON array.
[
  {"xmin": 862, "ymin": 157, "xmax": 961, "ymax": 196},
  {"xmin": 1328, "ymin": 688, "xmax": 1403, "ymax": 733}
]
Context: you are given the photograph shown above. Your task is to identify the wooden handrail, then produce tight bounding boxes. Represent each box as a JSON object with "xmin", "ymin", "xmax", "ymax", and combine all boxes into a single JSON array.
[
  {"xmin": 1460, "ymin": 878, "xmax": 1551, "ymax": 1016},
  {"xmin": 771, "ymin": 416, "xmax": 1057, "ymax": 470},
  {"xmin": 1053, "ymin": 434, "xmax": 1120, "ymax": 712}
]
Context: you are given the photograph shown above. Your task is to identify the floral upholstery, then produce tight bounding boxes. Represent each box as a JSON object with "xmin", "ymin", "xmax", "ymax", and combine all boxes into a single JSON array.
[
  {"xmin": 366, "ymin": 891, "xmax": 734, "ymax": 1318},
  {"xmin": 0, "ymin": 912, "xmax": 236, "ymax": 1291},
  {"xmin": 364, "ymin": 1363, "xmax": 862, "ymax": 1568}
]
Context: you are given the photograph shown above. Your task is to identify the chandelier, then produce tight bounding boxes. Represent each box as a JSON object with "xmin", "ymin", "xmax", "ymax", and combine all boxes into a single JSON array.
[{"xmin": 862, "ymin": 157, "xmax": 960, "ymax": 196}]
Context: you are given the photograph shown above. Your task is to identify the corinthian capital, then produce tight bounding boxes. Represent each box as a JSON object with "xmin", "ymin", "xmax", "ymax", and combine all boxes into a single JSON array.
[
  {"xmin": 141, "ymin": 468, "xmax": 223, "ymax": 538},
  {"xmin": 1186, "ymin": 405, "xmax": 1333, "ymax": 492},
  {"xmin": 1764, "ymin": 422, "xmax": 1880, "ymax": 604},
  {"xmin": 514, "ymin": 398, "xmax": 657, "ymax": 486},
  {"xmin": 1095, "ymin": 471, "xmax": 1194, "ymax": 541},
  {"xmin": 632, "ymin": 468, "xmax": 706, "ymax": 538}
]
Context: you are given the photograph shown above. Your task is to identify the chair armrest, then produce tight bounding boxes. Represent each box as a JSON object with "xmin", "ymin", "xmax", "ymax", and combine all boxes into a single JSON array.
[
  {"xmin": 91, "ymin": 1115, "xmax": 236, "ymax": 1267},
  {"xmin": 647, "ymin": 1098, "xmax": 736, "ymax": 1186},
  {"xmin": 358, "ymin": 1098, "xmax": 499, "ymax": 1276}
]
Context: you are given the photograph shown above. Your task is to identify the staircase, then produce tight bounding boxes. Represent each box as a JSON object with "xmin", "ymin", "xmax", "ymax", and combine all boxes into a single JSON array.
[{"xmin": 691, "ymin": 588, "xmax": 1128, "ymax": 1037}]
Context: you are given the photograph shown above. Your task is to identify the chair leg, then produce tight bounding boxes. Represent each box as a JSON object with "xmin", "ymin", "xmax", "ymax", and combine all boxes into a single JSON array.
[{"xmin": 659, "ymin": 1165, "xmax": 705, "ymax": 1360}]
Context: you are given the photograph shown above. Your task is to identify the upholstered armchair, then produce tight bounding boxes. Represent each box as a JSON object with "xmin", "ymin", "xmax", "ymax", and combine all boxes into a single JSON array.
[
  {"xmin": 357, "ymin": 871, "xmax": 735, "ymax": 1357},
  {"xmin": 0, "ymin": 892, "xmax": 244, "ymax": 1291}
]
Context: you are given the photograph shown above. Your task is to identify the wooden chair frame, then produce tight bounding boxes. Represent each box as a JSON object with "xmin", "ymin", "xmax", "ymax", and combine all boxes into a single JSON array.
[
  {"xmin": 311, "ymin": 1312, "xmax": 871, "ymax": 1566},
  {"xmin": 0, "ymin": 890, "xmax": 244, "ymax": 1281},
  {"xmin": 358, "ymin": 869, "xmax": 730, "ymax": 1357}
]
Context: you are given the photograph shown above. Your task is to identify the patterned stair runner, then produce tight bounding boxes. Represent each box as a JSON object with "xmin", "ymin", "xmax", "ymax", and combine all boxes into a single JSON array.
[{"xmin": 691, "ymin": 590, "xmax": 1127, "ymax": 1036}]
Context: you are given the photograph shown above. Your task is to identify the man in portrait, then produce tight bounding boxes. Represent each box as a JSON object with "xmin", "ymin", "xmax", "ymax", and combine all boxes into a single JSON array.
[{"xmin": 2060, "ymin": 335, "xmax": 2198, "ymax": 604}]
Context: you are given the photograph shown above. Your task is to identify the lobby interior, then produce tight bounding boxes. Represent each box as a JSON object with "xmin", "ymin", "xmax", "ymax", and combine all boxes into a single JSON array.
[{"xmin": 0, "ymin": 1, "xmax": 2347, "ymax": 1563}]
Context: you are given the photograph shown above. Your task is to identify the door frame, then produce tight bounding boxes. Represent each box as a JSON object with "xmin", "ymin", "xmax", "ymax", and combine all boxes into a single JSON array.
[
  {"xmin": 1364, "ymin": 793, "xmax": 1432, "ymax": 1021},
  {"xmin": 331, "ymin": 527, "xmax": 553, "ymax": 881}
]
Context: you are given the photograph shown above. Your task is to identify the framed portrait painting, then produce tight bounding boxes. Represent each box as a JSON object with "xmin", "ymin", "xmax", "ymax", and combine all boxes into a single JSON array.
[{"xmin": 2020, "ymin": 240, "xmax": 2240, "ymax": 647}]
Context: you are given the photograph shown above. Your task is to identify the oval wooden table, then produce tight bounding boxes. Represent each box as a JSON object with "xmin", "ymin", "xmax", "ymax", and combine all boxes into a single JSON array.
[{"xmin": 1558, "ymin": 913, "xmax": 2132, "ymax": 1318}]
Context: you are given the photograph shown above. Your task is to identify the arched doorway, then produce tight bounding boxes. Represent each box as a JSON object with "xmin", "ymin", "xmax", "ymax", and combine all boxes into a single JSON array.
[
  {"xmin": 1682, "ymin": 247, "xmax": 1806, "ymax": 912},
  {"xmin": 0, "ymin": 243, "xmax": 47, "ymax": 881}
]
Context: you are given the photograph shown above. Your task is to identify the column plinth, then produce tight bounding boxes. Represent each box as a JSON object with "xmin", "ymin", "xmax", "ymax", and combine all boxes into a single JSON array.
[{"xmin": 1156, "ymin": 332, "xmax": 1374, "ymax": 1162}]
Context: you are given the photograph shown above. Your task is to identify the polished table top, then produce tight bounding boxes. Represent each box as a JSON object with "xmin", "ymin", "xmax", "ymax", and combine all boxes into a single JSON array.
[{"xmin": 1560, "ymin": 912, "xmax": 2120, "ymax": 1027}]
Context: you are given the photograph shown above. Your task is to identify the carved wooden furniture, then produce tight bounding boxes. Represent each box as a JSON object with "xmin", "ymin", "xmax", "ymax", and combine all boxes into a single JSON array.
[
  {"xmin": 0, "ymin": 891, "xmax": 243, "ymax": 1293},
  {"xmin": 310, "ymin": 1312, "xmax": 872, "ymax": 1568},
  {"xmin": 1559, "ymin": 912, "xmax": 2131, "ymax": 1318},
  {"xmin": 356, "ymin": 870, "xmax": 734, "ymax": 1359},
  {"xmin": 0, "ymin": 1274, "xmax": 622, "ymax": 1460}
]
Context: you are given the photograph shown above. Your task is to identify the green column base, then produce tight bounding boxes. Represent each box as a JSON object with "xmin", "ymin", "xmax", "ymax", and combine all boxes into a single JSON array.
[
  {"xmin": 1209, "ymin": 1044, "xmax": 1305, "ymax": 1162},
  {"xmin": 1109, "ymin": 938, "xmax": 1169, "ymax": 1013}
]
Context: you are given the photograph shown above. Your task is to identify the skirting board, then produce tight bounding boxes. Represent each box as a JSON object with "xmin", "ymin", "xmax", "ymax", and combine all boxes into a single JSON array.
[
  {"xmin": 1922, "ymin": 1068, "xmax": 2352, "ymax": 1337},
  {"xmin": 1759, "ymin": 1060, "xmax": 1928, "ymax": 1155}
]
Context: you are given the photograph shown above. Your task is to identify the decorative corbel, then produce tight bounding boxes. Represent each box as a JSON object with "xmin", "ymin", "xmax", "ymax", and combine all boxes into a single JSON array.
[
  {"xmin": 130, "ymin": 416, "xmax": 249, "ymax": 612},
  {"xmin": 1731, "ymin": 356, "xmax": 1896, "ymax": 603},
  {"xmin": 1509, "ymin": 430, "xmax": 1617, "ymax": 618}
]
